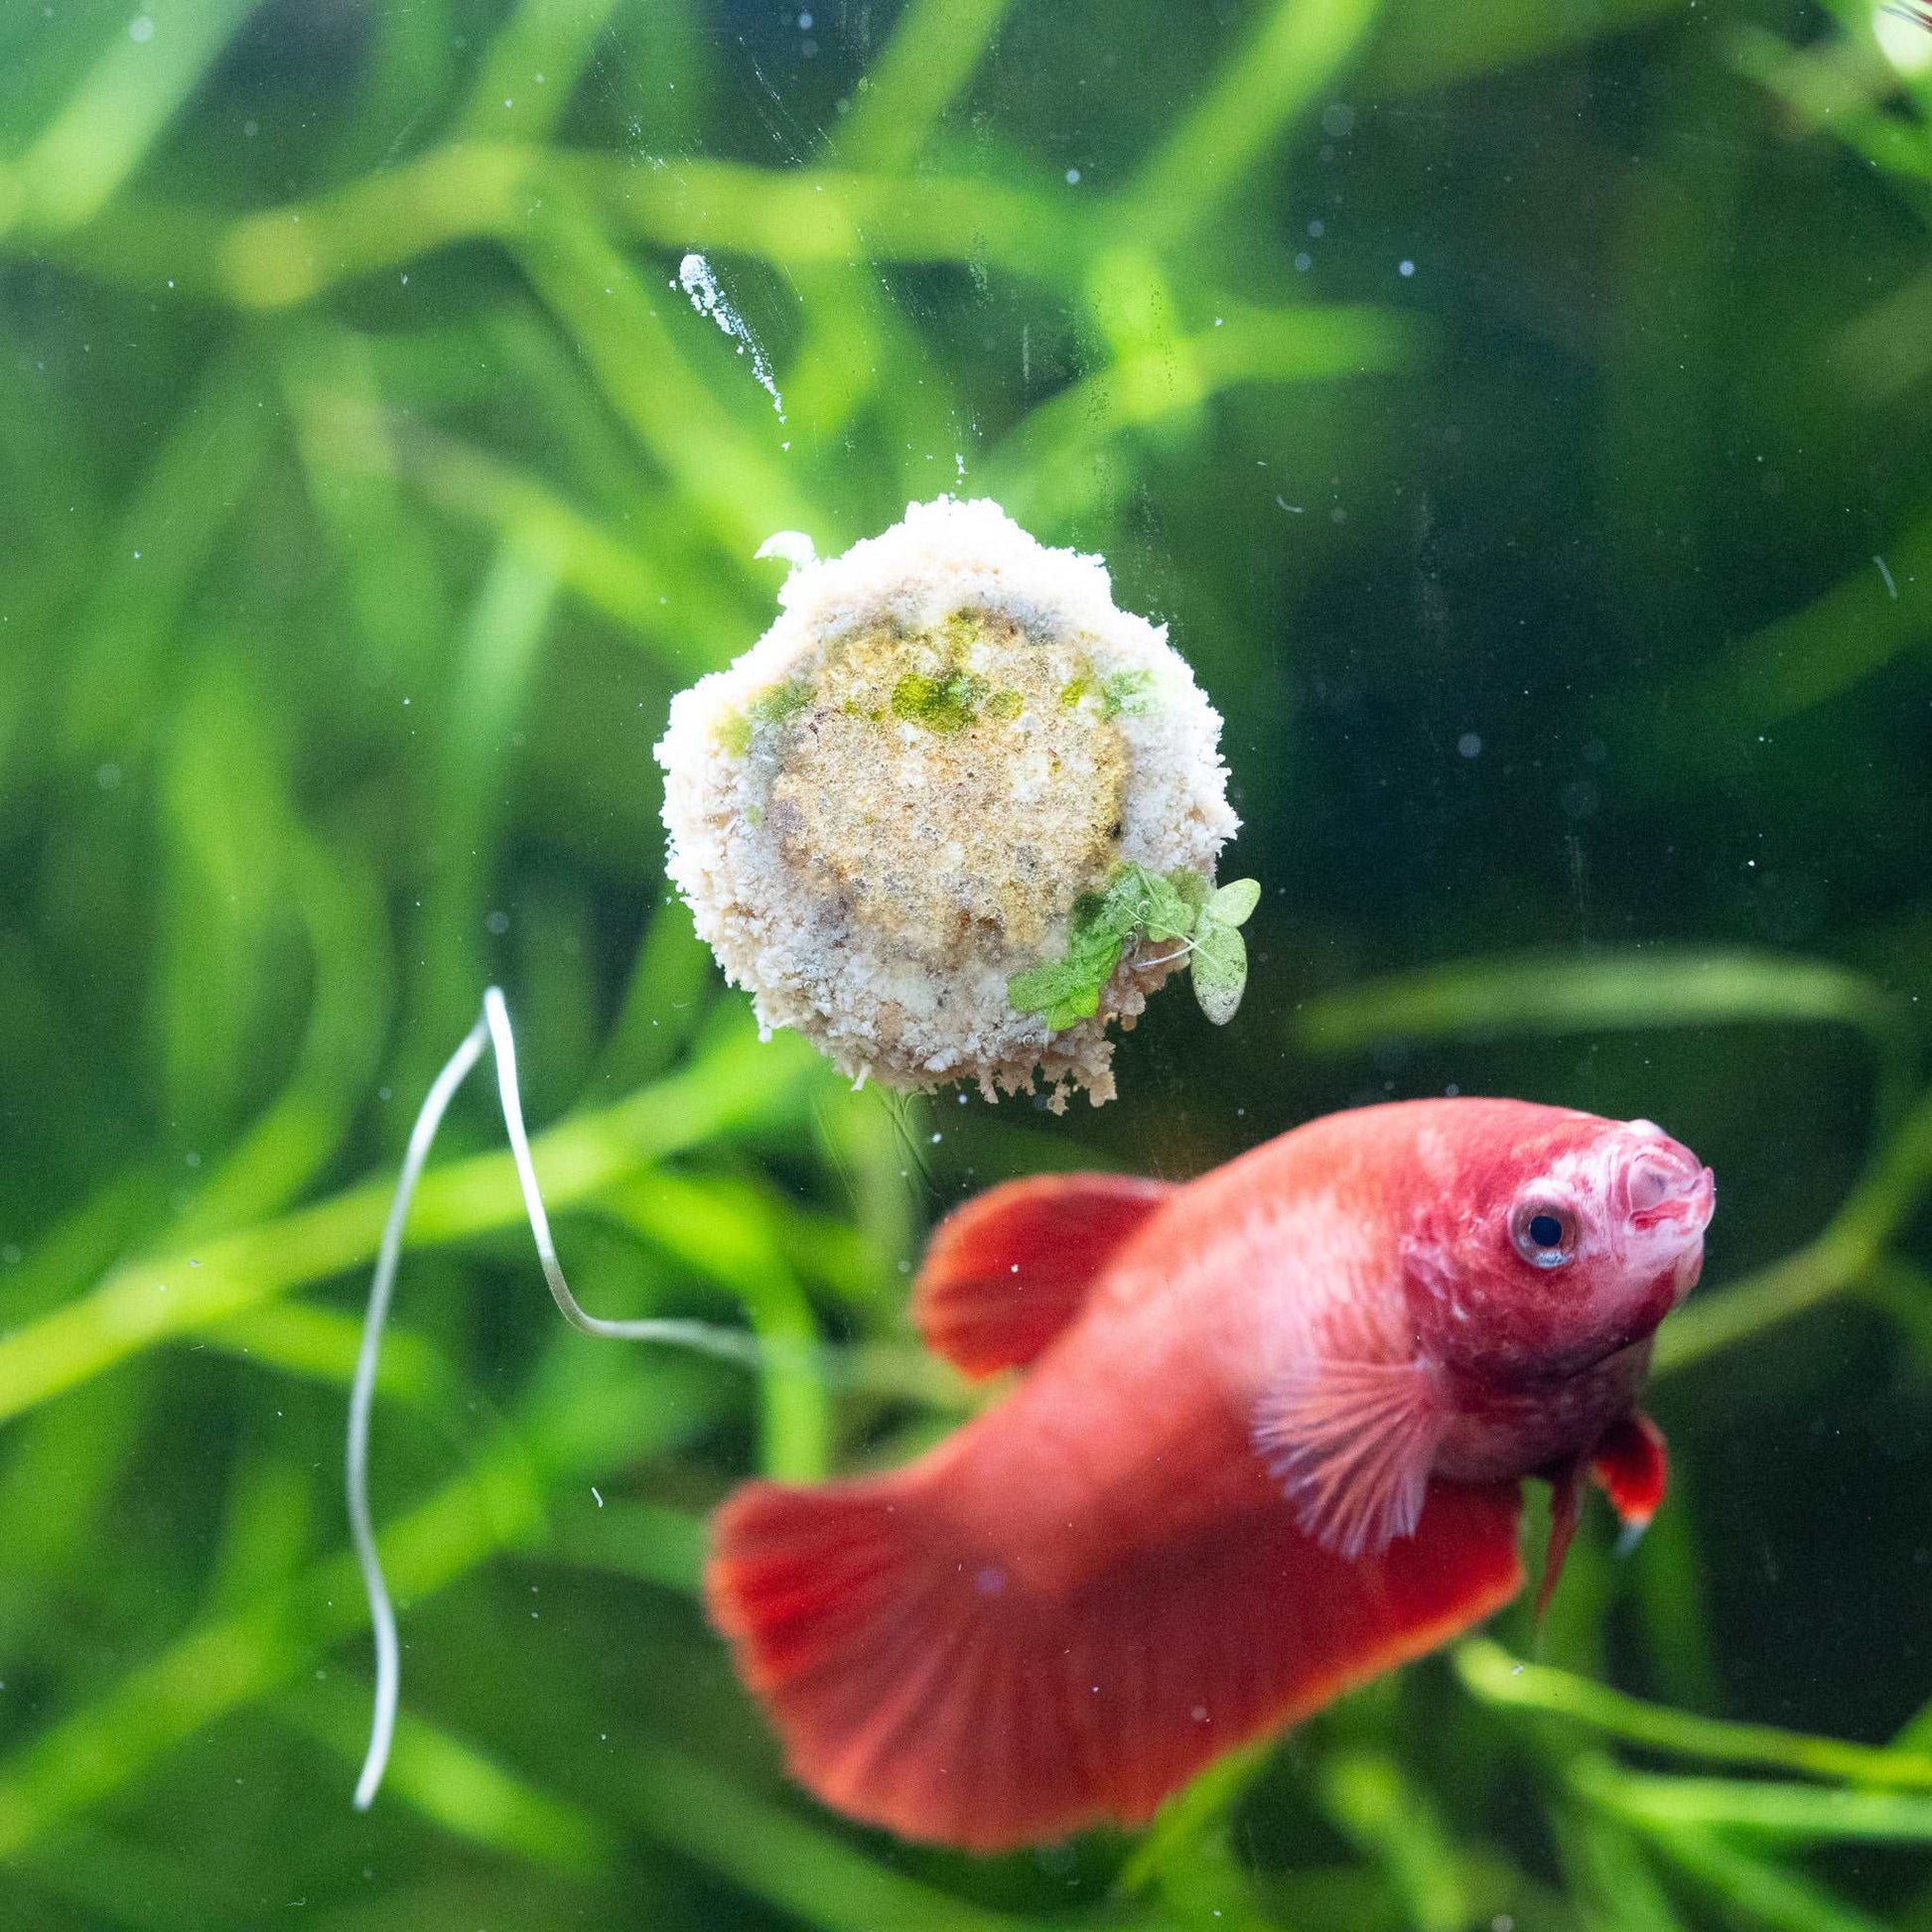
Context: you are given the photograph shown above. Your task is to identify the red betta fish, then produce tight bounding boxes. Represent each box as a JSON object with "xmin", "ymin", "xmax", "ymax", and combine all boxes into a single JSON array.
[{"xmin": 707, "ymin": 1098, "xmax": 1715, "ymax": 1851}]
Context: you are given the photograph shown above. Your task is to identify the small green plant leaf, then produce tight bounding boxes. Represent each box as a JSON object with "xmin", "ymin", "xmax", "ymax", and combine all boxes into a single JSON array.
[
  {"xmin": 1007, "ymin": 946, "xmax": 1121, "ymax": 1031},
  {"xmin": 1191, "ymin": 919, "xmax": 1249, "ymax": 1025},
  {"xmin": 1132, "ymin": 872, "xmax": 1199, "ymax": 944},
  {"xmin": 1204, "ymin": 878, "xmax": 1260, "ymax": 927},
  {"xmin": 1170, "ymin": 869, "xmax": 1212, "ymax": 914},
  {"xmin": 1009, "ymin": 864, "xmax": 1257, "ymax": 1032}
]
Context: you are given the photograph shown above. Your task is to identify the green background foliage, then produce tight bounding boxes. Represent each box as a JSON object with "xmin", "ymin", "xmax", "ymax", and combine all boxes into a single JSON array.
[{"xmin": 1, "ymin": 0, "xmax": 1930, "ymax": 1924}]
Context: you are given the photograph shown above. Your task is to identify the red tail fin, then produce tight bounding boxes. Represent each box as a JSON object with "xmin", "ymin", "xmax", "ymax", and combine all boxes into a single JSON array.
[
  {"xmin": 708, "ymin": 1461, "xmax": 1523, "ymax": 1850},
  {"xmin": 912, "ymin": 1173, "xmax": 1174, "ymax": 1378}
]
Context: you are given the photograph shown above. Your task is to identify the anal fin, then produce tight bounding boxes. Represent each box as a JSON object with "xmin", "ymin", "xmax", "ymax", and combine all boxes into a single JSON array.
[{"xmin": 912, "ymin": 1173, "xmax": 1174, "ymax": 1378}]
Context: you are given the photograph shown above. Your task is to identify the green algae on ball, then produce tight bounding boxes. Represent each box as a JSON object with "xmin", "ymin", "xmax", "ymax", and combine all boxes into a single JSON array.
[{"xmin": 654, "ymin": 497, "xmax": 1240, "ymax": 1107}]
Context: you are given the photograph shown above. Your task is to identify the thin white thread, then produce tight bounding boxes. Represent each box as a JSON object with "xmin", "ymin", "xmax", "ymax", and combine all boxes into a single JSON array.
[
  {"xmin": 482, "ymin": 988, "xmax": 758, "ymax": 1356},
  {"xmin": 348, "ymin": 988, "xmax": 773, "ymax": 1812},
  {"xmin": 348, "ymin": 1010, "xmax": 488, "ymax": 1811},
  {"xmin": 1138, "ymin": 941, "xmax": 1197, "ymax": 971}
]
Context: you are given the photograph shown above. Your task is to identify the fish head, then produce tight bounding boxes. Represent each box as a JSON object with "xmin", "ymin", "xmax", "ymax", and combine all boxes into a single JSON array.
[{"xmin": 1403, "ymin": 1106, "xmax": 1715, "ymax": 1381}]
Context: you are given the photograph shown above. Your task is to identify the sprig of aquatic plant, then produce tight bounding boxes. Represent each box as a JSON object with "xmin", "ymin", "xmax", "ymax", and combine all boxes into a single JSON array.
[
  {"xmin": 1296, "ymin": 947, "xmax": 1917, "ymax": 1135},
  {"xmin": 1008, "ymin": 864, "xmax": 1261, "ymax": 1031},
  {"xmin": 1456, "ymin": 1639, "xmax": 1932, "ymax": 1788}
]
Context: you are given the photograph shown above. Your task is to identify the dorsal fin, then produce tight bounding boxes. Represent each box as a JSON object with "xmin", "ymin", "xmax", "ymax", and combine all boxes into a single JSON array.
[{"xmin": 912, "ymin": 1173, "xmax": 1174, "ymax": 1378}]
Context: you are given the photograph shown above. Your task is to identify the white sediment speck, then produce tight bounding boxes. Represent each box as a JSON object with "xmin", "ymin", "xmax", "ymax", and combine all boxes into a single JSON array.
[
  {"xmin": 756, "ymin": 529, "xmax": 818, "ymax": 570},
  {"xmin": 679, "ymin": 252, "xmax": 785, "ymax": 421},
  {"xmin": 656, "ymin": 497, "xmax": 1239, "ymax": 1108}
]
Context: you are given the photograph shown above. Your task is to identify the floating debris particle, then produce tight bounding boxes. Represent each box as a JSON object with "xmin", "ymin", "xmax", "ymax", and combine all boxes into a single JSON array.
[{"xmin": 678, "ymin": 251, "xmax": 785, "ymax": 421}]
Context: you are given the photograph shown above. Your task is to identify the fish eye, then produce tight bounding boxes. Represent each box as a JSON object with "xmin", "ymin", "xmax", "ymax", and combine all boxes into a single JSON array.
[{"xmin": 1510, "ymin": 1198, "xmax": 1578, "ymax": 1269}]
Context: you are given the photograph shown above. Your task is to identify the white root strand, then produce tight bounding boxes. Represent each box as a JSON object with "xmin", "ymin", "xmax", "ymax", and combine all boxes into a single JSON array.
[{"xmin": 346, "ymin": 989, "xmax": 766, "ymax": 1812}]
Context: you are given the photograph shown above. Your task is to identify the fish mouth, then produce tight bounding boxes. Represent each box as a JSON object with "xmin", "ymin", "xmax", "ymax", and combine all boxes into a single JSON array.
[{"xmin": 1619, "ymin": 1140, "xmax": 1716, "ymax": 1236}]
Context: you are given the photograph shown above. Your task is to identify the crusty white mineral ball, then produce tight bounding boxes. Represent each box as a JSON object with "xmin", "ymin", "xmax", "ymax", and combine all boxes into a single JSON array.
[{"xmin": 654, "ymin": 496, "xmax": 1239, "ymax": 1107}]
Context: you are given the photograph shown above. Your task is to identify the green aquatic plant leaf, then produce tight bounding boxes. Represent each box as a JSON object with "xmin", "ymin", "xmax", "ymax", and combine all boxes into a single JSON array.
[
  {"xmin": 1170, "ymin": 867, "xmax": 1213, "ymax": 914},
  {"xmin": 1455, "ymin": 1639, "xmax": 1932, "ymax": 1789},
  {"xmin": 1007, "ymin": 863, "xmax": 1258, "ymax": 1032},
  {"xmin": 1189, "ymin": 918, "xmax": 1249, "ymax": 1026},
  {"xmin": 1204, "ymin": 877, "xmax": 1260, "ymax": 926},
  {"xmin": 1007, "ymin": 864, "xmax": 1176, "ymax": 1030},
  {"xmin": 1296, "ymin": 946, "xmax": 1917, "ymax": 1139},
  {"xmin": 1006, "ymin": 932, "xmax": 1125, "ymax": 1032},
  {"xmin": 1124, "ymin": 868, "xmax": 1198, "ymax": 943}
]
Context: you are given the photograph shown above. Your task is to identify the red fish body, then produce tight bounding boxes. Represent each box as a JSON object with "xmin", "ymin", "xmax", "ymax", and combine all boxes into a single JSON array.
[{"xmin": 708, "ymin": 1098, "xmax": 1714, "ymax": 1851}]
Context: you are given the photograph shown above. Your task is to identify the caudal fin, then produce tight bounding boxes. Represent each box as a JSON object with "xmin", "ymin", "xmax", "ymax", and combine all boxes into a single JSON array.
[{"xmin": 707, "ymin": 1461, "xmax": 1523, "ymax": 1851}]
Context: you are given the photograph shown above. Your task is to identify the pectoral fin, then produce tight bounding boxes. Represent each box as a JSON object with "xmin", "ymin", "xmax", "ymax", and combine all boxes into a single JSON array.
[{"xmin": 1255, "ymin": 1355, "xmax": 1447, "ymax": 1560}]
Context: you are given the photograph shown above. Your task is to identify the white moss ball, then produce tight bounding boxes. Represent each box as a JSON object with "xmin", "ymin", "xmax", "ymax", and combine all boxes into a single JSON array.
[{"xmin": 654, "ymin": 497, "xmax": 1239, "ymax": 1106}]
